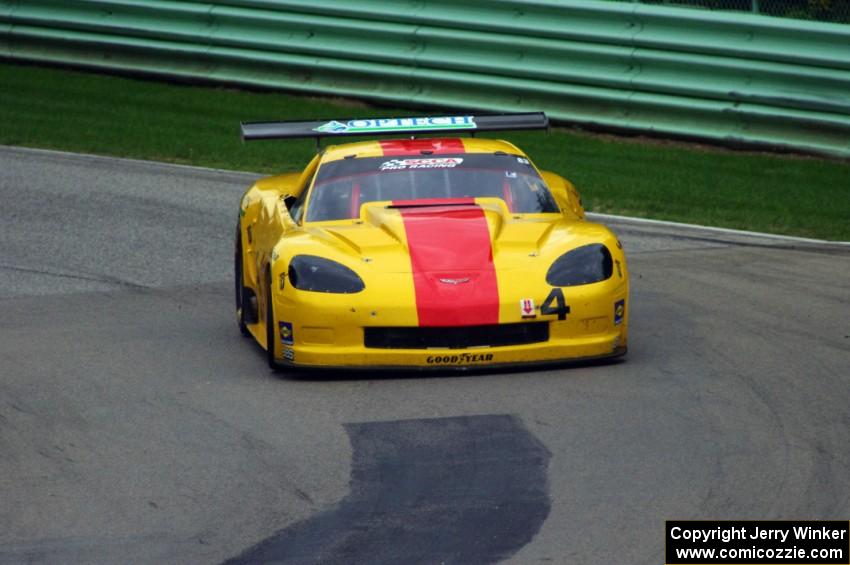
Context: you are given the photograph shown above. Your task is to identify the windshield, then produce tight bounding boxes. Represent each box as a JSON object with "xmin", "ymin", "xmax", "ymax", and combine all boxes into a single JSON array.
[{"xmin": 305, "ymin": 153, "xmax": 559, "ymax": 222}]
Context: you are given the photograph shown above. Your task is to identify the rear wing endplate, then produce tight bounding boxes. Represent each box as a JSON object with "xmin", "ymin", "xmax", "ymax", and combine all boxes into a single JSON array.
[{"xmin": 240, "ymin": 112, "xmax": 548, "ymax": 141}]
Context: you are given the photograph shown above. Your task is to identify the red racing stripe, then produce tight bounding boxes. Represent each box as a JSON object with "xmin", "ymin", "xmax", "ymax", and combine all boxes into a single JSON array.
[
  {"xmin": 396, "ymin": 200, "xmax": 499, "ymax": 327},
  {"xmin": 350, "ymin": 183, "xmax": 361, "ymax": 219},
  {"xmin": 379, "ymin": 138, "xmax": 466, "ymax": 156}
]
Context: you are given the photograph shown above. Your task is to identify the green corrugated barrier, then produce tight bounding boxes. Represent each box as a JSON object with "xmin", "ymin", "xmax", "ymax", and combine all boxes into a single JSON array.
[{"xmin": 1, "ymin": 0, "xmax": 849, "ymax": 157}]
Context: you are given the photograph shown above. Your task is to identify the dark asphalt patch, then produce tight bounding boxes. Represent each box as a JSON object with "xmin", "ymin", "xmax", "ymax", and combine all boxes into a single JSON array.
[{"xmin": 224, "ymin": 415, "xmax": 551, "ymax": 565}]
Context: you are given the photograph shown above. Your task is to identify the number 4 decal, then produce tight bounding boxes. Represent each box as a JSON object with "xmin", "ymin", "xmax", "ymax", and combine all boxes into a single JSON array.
[{"xmin": 541, "ymin": 288, "xmax": 570, "ymax": 320}]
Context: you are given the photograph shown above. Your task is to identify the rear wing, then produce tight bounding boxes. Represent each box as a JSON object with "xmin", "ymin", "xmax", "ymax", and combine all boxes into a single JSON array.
[{"xmin": 240, "ymin": 112, "xmax": 548, "ymax": 141}]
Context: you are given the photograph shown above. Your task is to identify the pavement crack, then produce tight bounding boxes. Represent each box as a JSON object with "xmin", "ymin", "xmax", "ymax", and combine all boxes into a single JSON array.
[{"xmin": 0, "ymin": 262, "xmax": 148, "ymax": 289}]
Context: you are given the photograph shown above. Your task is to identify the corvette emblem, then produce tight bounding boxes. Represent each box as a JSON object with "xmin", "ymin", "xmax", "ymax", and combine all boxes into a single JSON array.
[{"xmin": 438, "ymin": 277, "xmax": 470, "ymax": 285}]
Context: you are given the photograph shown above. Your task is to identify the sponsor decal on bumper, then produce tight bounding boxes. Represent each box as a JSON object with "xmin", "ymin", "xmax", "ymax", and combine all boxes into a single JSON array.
[
  {"xmin": 426, "ymin": 353, "xmax": 495, "ymax": 365},
  {"xmin": 520, "ymin": 298, "xmax": 536, "ymax": 318},
  {"xmin": 614, "ymin": 300, "xmax": 625, "ymax": 325},
  {"xmin": 279, "ymin": 321, "xmax": 294, "ymax": 345}
]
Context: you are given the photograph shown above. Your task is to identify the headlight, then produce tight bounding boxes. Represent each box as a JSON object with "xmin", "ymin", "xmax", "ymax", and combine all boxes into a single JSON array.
[
  {"xmin": 288, "ymin": 255, "xmax": 365, "ymax": 293},
  {"xmin": 546, "ymin": 244, "xmax": 613, "ymax": 286}
]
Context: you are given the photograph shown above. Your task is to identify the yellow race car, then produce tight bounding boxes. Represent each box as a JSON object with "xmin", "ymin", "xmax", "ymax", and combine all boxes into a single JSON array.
[{"xmin": 236, "ymin": 113, "xmax": 628, "ymax": 370}]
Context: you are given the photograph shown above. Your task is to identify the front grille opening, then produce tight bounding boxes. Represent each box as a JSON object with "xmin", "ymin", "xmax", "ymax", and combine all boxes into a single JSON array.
[{"xmin": 364, "ymin": 323, "xmax": 549, "ymax": 349}]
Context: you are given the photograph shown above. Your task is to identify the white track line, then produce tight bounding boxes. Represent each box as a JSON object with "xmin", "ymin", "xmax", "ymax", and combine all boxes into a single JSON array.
[
  {"xmin": 1, "ymin": 144, "xmax": 256, "ymax": 177},
  {"xmin": 586, "ymin": 213, "xmax": 850, "ymax": 246}
]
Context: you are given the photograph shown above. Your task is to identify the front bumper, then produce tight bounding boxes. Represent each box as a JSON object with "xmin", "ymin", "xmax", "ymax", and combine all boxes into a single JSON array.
[
  {"xmin": 273, "ymin": 345, "xmax": 627, "ymax": 373},
  {"xmin": 273, "ymin": 325, "xmax": 627, "ymax": 370}
]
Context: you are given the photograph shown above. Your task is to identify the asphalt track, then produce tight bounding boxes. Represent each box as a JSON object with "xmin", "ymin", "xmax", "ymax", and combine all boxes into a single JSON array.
[{"xmin": 1, "ymin": 145, "xmax": 848, "ymax": 564}]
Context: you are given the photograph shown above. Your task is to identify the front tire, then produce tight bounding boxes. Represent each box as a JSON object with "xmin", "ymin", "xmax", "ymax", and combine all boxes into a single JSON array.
[
  {"xmin": 234, "ymin": 226, "xmax": 250, "ymax": 336},
  {"xmin": 265, "ymin": 269, "xmax": 280, "ymax": 371}
]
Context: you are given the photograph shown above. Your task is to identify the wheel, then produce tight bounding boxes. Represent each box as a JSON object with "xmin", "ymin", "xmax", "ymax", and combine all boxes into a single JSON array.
[
  {"xmin": 265, "ymin": 268, "xmax": 280, "ymax": 371},
  {"xmin": 234, "ymin": 226, "xmax": 250, "ymax": 336}
]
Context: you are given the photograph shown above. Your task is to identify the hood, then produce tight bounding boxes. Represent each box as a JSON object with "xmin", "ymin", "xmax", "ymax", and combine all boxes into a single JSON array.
[{"xmin": 312, "ymin": 198, "xmax": 569, "ymax": 265}]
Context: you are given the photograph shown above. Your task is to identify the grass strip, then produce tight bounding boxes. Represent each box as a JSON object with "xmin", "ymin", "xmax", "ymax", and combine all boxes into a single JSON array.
[{"xmin": 1, "ymin": 61, "xmax": 848, "ymax": 240}]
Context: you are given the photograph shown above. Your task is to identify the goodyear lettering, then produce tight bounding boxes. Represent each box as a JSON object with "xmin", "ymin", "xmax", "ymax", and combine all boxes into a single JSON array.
[{"xmin": 426, "ymin": 353, "xmax": 495, "ymax": 365}]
